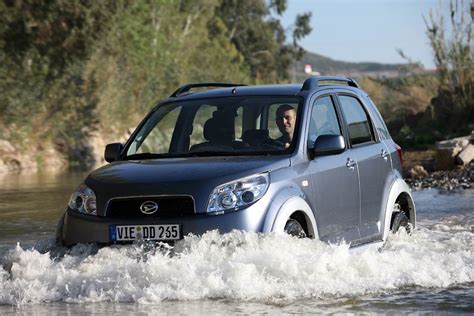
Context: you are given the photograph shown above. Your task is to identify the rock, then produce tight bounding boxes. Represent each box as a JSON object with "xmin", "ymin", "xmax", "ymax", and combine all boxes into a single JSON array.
[
  {"xmin": 436, "ymin": 135, "xmax": 470, "ymax": 153},
  {"xmin": 41, "ymin": 147, "xmax": 67, "ymax": 171},
  {"xmin": 456, "ymin": 144, "xmax": 474, "ymax": 166},
  {"xmin": 0, "ymin": 139, "xmax": 16, "ymax": 154},
  {"xmin": 405, "ymin": 161, "xmax": 473, "ymax": 191},
  {"xmin": 435, "ymin": 149, "xmax": 456, "ymax": 170},
  {"xmin": 408, "ymin": 165, "xmax": 428, "ymax": 178},
  {"xmin": 435, "ymin": 135, "xmax": 470, "ymax": 170},
  {"xmin": 0, "ymin": 139, "xmax": 21, "ymax": 173}
]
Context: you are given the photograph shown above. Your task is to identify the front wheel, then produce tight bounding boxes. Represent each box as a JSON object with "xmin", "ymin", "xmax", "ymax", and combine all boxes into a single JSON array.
[{"xmin": 284, "ymin": 219, "xmax": 307, "ymax": 238}]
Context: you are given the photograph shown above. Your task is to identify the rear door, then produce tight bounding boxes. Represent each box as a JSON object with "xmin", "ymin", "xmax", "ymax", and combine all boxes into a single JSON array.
[
  {"xmin": 307, "ymin": 93, "xmax": 360, "ymax": 243},
  {"xmin": 335, "ymin": 91, "xmax": 392, "ymax": 243}
]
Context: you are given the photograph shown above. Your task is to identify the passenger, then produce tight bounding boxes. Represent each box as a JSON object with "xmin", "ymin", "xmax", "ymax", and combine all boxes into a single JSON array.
[{"xmin": 275, "ymin": 104, "xmax": 296, "ymax": 148}]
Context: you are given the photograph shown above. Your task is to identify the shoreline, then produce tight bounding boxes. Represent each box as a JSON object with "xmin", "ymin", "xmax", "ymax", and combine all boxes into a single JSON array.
[
  {"xmin": 405, "ymin": 164, "xmax": 473, "ymax": 191},
  {"xmin": 403, "ymin": 149, "xmax": 473, "ymax": 191}
]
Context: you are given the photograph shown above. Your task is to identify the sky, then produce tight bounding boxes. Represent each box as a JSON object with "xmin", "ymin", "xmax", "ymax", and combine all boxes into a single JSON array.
[{"xmin": 280, "ymin": 0, "xmax": 470, "ymax": 69}]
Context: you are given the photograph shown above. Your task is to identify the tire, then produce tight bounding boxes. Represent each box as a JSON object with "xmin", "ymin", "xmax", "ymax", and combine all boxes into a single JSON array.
[
  {"xmin": 391, "ymin": 212, "xmax": 411, "ymax": 234},
  {"xmin": 284, "ymin": 218, "xmax": 307, "ymax": 238},
  {"xmin": 55, "ymin": 214, "xmax": 65, "ymax": 245}
]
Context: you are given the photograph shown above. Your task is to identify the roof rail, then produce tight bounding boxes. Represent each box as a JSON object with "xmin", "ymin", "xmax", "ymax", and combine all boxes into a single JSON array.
[
  {"xmin": 301, "ymin": 76, "xmax": 360, "ymax": 91},
  {"xmin": 170, "ymin": 82, "xmax": 247, "ymax": 97}
]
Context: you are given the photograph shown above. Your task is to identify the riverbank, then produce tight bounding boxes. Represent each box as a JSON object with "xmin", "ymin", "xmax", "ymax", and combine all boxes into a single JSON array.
[{"xmin": 403, "ymin": 150, "xmax": 474, "ymax": 191}]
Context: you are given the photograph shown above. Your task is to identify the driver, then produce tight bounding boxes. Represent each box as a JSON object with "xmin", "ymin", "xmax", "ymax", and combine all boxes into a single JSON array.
[{"xmin": 275, "ymin": 104, "xmax": 296, "ymax": 148}]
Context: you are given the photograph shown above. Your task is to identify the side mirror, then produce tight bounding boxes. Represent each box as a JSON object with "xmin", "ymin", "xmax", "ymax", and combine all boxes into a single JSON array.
[
  {"xmin": 312, "ymin": 135, "xmax": 345, "ymax": 157},
  {"xmin": 104, "ymin": 143, "xmax": 124, "ymax": 163}
]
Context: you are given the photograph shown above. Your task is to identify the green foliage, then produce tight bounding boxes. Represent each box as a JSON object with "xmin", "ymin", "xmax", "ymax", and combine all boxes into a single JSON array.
[
  {"xmin": 0, "ymin": 0, "xmax": 311, "ymax": 166},
  {"xmin": 215, "ymin": 0, "xmax": 311, "ymax": 82},
  {"xmin": 424, "ymin": 0, "xmax": 474, "ymax": 130}
]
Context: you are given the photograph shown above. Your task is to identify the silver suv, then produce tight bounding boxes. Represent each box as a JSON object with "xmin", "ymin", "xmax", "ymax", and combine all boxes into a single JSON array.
[{"xmin": 57, "ymin": 77, "xmax": 416, "ymax": 246}]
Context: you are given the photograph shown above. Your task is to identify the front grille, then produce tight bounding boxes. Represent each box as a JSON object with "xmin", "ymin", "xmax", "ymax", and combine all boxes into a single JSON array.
[{"xmin": 106, "ymin": 196, "xmax": 195, "ymax": 219}]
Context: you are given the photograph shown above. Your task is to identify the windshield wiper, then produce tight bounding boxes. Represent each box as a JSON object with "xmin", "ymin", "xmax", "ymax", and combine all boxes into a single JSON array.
[
  {"xmin": 124, "ymin": 152, "xmax": 170, "ymax": 160},
  {"xmin": 187, "ymin": 150, "xmax": 236, "ymax": 157},
  {"xmin": 125, "ymin": 150, "xmax": 284, "ymax": 160}
]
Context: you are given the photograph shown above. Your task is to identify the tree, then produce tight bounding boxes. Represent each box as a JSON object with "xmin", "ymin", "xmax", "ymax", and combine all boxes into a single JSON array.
[
  {"xmin": 214, "ymin": 0, "xmax": 311, "ymax": 82},
  {"xmin": 424, "ymin": 0, "xmax": 474, "ymax": 130}
]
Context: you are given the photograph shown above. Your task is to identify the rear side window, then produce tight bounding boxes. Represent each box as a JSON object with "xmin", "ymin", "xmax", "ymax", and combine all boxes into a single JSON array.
[
  {"xmin": 339, "ymin": 95, "xmax": 375, "ymax": 146},
  {"xmin": 365, "ymin": 96, "xmax": 391, "ymax": 140}
]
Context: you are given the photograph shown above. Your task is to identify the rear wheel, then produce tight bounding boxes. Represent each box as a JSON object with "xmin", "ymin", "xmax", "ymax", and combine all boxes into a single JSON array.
[
  {"xmin": 391, "ymin": 211, "xmax": 411, "ymax": 234},
  {"xmin": 284, "ymin": 218, "xmax": 307, "ymax": 238}
]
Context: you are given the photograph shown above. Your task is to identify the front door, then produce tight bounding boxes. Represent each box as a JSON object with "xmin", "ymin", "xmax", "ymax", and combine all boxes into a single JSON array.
[{"xmin": 307, "ymin": 94, "xmax": 361, "ymax": 243}]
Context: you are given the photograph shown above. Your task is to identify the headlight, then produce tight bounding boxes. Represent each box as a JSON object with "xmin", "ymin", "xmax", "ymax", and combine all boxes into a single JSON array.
[
  {"xmin": 207, "ymin": 173, "xmax": 269, "ymax": 213},
  {"xmin": 68, "ymin": 183, "xmax": 97, "ymax": 215}
]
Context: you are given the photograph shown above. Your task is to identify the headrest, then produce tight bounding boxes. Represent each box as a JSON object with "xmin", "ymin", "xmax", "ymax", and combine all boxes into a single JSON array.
[
  {"xmin": 242, "ymin": 129, "xmax": 269, "ymax": 146},
  {"xmin": 203, "ymin": 115, "xmax": 234, "ymax": 144}
]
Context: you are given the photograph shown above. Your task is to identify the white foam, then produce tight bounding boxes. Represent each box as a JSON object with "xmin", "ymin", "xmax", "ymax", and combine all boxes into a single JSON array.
[{"xmin": 1, "ymin": 224, "xmax": 473, "ymax": 306}]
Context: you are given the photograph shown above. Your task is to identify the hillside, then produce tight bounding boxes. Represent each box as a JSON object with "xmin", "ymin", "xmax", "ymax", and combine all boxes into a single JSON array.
[{"xmin": 293, "ymin": 51, "xmax": 418, "ymax": 80}]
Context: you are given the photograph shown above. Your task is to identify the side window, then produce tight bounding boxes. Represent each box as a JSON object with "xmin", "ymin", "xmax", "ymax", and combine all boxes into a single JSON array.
[
  {"xmin": 339, "ymin": 95, "xmax": 375, "ymax": 146},
  {"xmin": 308, "ymin": 96, "xmax": 341, "ymax": 148}
]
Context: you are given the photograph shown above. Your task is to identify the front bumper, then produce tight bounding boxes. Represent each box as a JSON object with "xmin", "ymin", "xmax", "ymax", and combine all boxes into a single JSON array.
[{"xmin": 60, "ymin": 204, "xmax": 268, "ymax": 246}]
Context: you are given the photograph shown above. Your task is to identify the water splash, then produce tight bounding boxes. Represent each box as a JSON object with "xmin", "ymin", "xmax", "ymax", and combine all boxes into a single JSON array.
[{"xmin": 1, "ymin": 223, "xmax": 473, "ymax": 306}]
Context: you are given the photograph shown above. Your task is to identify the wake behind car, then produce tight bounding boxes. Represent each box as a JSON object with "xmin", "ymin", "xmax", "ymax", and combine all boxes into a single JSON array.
[{"xmin": 57, "ymin": 77, "xmax": 416, "ymax": 247}]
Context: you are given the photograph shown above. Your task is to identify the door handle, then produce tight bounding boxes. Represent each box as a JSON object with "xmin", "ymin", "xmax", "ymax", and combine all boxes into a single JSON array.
[
  {"xmin": 346, "ymin": 158, "xmax": 356, "ymax": 170},
  {"xmin": 381, "ymin": 149, "xmax": 389, "ymax": 160}
]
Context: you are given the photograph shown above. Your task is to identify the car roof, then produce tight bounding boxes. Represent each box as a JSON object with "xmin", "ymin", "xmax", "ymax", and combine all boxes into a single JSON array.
[
  {"xmin": 159, "ymin": 77, "xmax": 363, "ymax": 103},
  {"xmin": 160, "ymin": 84, "xmax": 303, "ymax": 102}
]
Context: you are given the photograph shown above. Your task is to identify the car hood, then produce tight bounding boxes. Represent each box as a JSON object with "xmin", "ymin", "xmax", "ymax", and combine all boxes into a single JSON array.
[{"xmin": 85, "ymin": 156, "xmax": 289, "ymax": 214}]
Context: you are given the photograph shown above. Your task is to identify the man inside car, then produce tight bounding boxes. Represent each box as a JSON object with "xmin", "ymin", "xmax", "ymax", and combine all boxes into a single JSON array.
[{"xmin": 275, "ymin": 104, "xmax": 297, "ymax": 148}]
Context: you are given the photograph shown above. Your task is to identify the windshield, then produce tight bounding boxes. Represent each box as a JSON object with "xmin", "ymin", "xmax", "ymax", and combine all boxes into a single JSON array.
[{"xmin": 125, "ymin": 96, "xmax": 301, "ymax": 159}]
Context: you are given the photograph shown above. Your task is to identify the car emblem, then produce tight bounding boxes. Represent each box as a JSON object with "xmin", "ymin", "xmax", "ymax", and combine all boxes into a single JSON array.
[{"xmin": 140, "ymin": 201, "xmax": 159, "ymax": 214}]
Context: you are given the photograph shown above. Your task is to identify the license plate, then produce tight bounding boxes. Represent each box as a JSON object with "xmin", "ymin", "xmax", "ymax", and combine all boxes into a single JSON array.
[{"xmin": 110, "ymin": 224, "xmax": 181, "ymax": 241}]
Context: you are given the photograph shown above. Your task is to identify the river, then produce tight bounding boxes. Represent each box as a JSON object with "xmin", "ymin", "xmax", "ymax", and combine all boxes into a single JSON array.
[{"xmin": 0, "ymin": 171, "xmax": 473, "ymax": 314}]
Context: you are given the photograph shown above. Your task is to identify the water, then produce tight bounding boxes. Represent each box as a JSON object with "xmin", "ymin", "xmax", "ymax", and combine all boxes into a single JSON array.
[{"xmin": 0, "ymin": 172, "xmax": 473, "ymax": 314}]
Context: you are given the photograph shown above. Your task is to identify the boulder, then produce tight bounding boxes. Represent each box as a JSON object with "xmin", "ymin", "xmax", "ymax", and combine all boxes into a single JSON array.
[
  {"xmin": 0, "ymin": 139, "xmax": 15, "ymax": 154},
  {"xmin": 0, "ymin": 139, "xmax": 21, "ymax": 173},
  {"xmin": 456, "ymin": 144, "xmax": 474, "ymax": 166},
  {"xmin": 435, "ymin": 135, "xmax": 470, "ymax": 170},
  {"xmin": 408, "ymin": 165, "xmax": 428, "ymax": 179}
]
